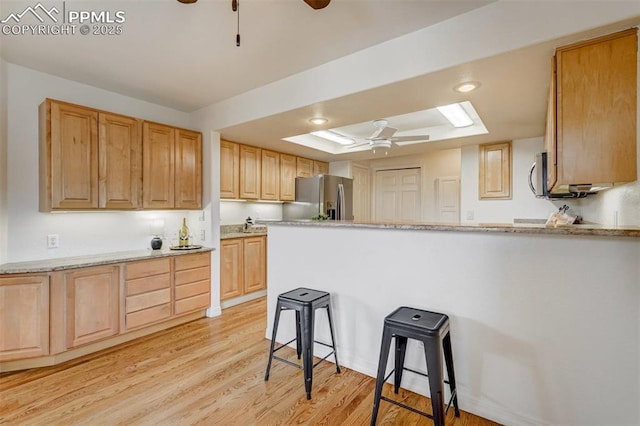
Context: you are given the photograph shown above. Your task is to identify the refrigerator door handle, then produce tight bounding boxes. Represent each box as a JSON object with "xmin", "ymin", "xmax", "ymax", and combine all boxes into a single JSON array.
[{"xmin": 336, "ymin": 183, "xmax": 345, "ymax": 220}]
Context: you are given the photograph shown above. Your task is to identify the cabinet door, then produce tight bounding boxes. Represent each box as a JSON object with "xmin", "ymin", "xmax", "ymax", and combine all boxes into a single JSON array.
[
  {"xmin": 220, "ymin": 140, "xmax": 240, "ymax": 199},
  {"xmin": 220, "ymin": 239, "xmax": 244, "ymax": 301},
  {"xmin": 280, "ymin": 153, "xmax": 296, "ymax": 201},
  {"xmin": 175, "ymin": 129, "xmax": 202, "ymax": 209},
  {"xmin": 0, "ymin": 275, "xmax": 49, "ymax": 361},
  {"xmin": 45, "ymin": 100, "xmax": 99, "ymax": 210},
  {"xmin": 98, "ymin": 112, "xmax": 142, "ymax": 209},
  {"xmin": 143, "ymin": 122, "xmax": 175, "ymax": 208},
  {"xmin": 239, "ymin": 145, "xmax": 261, "ymax": 199},
  {"xmin": 243, "ymin": 236, "xmax": 266, "ymax": 294},
  {"xmin": 544, "ymin": 57, "xmax": 557, "ymax": 191},
  {"xmin": 479, "ymin": 141, "xmax": 512, "ymax": 199},
  {"xmin": 261, "ymin": 150, "xmax": 280, "ymax": 200},
  {"xmin": 556, "ymin": 28, "xmax": 637, "ymax": 186},
  {"xmin": 65, "ymin": 266, "xmax": 119, "ymax": 348},
  {"xmin": 313, "ymin": 160, "xmax": 329, "ymax": 175},
  {"xmin": 296, "ymin": 157, "xmax": 313, "ymax": 177}
]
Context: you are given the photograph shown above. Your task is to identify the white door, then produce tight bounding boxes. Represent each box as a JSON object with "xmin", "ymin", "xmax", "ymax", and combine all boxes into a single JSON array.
[
  {"xmin": 374, "ymin": 168, "xmax": 421, "ymax": 223},
  {"xmin": 435, "ymin": 176, "xmax": 460, "ymax": 223},
  {"xmin": 352, "ymin": 164, "xmax": 370, "ymax": 222}
]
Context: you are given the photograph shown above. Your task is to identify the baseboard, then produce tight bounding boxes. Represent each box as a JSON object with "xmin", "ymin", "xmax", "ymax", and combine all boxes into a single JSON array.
[{"xmin": 221, "ymin": 290, "xmax": 267, "ymax": 309}]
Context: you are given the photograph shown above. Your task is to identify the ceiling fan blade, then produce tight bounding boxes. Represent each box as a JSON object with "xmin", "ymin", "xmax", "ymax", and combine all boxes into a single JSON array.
[
  {"xmin": 304, "ymin": 0, "xmax": 330, "ymax": 9},
  {"xmin": 390, "ymin": 135, "xmax": 430, "ymax": 143},
  {"xmin": 346, "ymin": 141, "xmax": 371, "ymax": 149}
]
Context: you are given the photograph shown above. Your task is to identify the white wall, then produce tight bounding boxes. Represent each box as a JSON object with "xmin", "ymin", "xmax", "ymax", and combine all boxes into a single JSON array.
[
  {"xmin": 368, "ymin": 148, "xmax": 461, "ymax": 222},
  {"xmin": 0, "ymin": 59, "xmax": 8, "ymax": 264},
  {"xmin": 3, "ymin": 63, "xmax": 209, "ymax": 263},
  {"xmin": 220, "ymin": 201, "xmax": 283, "ymax": 225},
  {"xmin": 267, "ymin": 224, "xmax": 640, "ymax": 426}
]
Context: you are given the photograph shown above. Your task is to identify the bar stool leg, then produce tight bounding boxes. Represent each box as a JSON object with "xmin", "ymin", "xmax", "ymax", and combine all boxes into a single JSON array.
[
  {"xmin": 393, "ymin": 335, "xmax": 407, "ymax": 394},
  {"xmin": 370, "ymin": 327, "xmax": 393, "ymax": 426},
  {"xmin": 443, "ymin": 332, "xmax": 460, "ymax": 417},
  {"xmin": 295, "ymin": 311, "xmax": 302, "ymax": 360},
  {"xmin": 301, "ymin": 304, "xmax": 315, "ymax": 400},
  {"xmin": 264, "ymin": 303, "xmax": 283, "ymax": 381},
  {"xmin": 325, "ymin": 304, "xmax": 341, "ymax": 373},
  {"xmin": 424, "ymin": 338, "xmax": 445, "ymax": 426}
]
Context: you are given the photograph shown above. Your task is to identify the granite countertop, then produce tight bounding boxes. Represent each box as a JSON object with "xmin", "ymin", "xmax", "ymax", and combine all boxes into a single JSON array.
[
  {"xmin": 265, "ymin": 220, "xmax": 640, "ymax": 238},
  {"xmin": 0, "ymin": 246, "xmax": 214, "ymax": 275},
  {"xmin": 220, "ymin": 224, "xmax": 268, "ymax": 239}
]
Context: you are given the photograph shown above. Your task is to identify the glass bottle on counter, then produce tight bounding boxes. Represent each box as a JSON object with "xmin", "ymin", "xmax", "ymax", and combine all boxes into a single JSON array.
[{"xmin": 179, "ymin": 218, "xmax": 190, "ymax": 247}]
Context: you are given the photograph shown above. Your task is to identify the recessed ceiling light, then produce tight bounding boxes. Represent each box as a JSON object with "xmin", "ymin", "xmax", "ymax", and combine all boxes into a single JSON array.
[
  {"xmin": 437, "ymin": 103, "xmax": 473, "ymax": 128},
  {"xmin": 454, "ymin": 81, "xmax": 480, "ymax": 93},
  {"xmin": 309, "ymin": 117, "xmax": 328, "ymax": 125},
  {"xmin": 311, "ymin": 130, "xmax": 354, "ymax": 145}
]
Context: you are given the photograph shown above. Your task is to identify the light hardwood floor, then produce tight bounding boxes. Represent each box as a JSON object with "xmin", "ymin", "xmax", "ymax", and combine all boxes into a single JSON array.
[{"xmin": 1, "ymin": 297, "xmax": 499, "ymax": 425}]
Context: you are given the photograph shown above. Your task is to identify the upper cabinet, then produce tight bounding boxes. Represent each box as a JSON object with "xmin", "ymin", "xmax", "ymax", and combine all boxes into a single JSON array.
[
  {"xmin": 239, "ymin": 145, "xmax": 262, "ymax": 199},
  {"xmin": 546, "ymin": 28, "xmax": 637, "ymax": 193},
  {"xmin": 479, "ymin": 141, "xmax": 512, "ymax": 199},
  {"xmin": 313, "ymin": 160, "xmax": 329, "ymax": 175},
  {"xmin": 296, "ymin": 157, "xmax": 313, "ymax": 177},
  {"xmin": 40, "ymin": 99, "xmax": 99, "ymax": 211},
  {"xmin": 261, "ymin": 150, "xmax": 280, "ymax": 200},
  {"xmin": 220, "ymin": 139, "xmax": 240, "ymax": 199},
  {"xmin": 40, "ymin": 99, "xmax": 202, "ymax": 211},
  {"xmin": 279, "ymin": 153, "xmax": 297, "ymax": 201},
  {"xmin": 142, "ymin": 123, "xmax": 202, "ymax": 209}
]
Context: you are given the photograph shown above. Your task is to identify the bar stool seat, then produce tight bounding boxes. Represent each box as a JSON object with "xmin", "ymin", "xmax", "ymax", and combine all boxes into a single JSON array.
[
  {"xmin": 264, "ymin": 287, "xmax": 341, "ymax": 399},
  {"xmin": 371, "ymin": 306, "xmax": 460, "ymax": 425}
]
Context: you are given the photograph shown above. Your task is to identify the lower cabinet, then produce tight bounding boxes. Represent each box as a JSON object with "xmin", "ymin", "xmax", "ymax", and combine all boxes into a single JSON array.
[
  {"xmin": 174, "ymin": 252, "xmax": 211, "ymax": 315},
  {"xmin": 65, "ymin": 265, "xmax": 120, "ymax": 348},
  {"xmin": 125, "ymin": 258, "xmax": 172, "ymax": 331},
  {"xmin": 0, "ymin": 275, "xmax": 50, "ymax": 361},
  {"xmin": 220, "ymin": 236, "xmax": 266, "ymax": 301}
]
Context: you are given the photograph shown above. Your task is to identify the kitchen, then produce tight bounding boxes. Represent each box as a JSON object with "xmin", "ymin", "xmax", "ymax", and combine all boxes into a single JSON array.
[{"xmin": 2, "ymin": 1, "xmax": 640, "ymax": 425}]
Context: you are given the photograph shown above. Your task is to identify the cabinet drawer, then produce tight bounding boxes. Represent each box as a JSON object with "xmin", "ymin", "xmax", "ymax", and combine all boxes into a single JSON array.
[
  {"xmin": 175, "ymin": 266, "xmax": 210, "ymax": 286},
  {"xmin": 126, "ymin": 273, "xmax": 170, "ymax": 296},
  {"xmin": 175, "ymin": 293, "xmax": 210, "ymax": 315},
  {"xmin": 126, "ymin": 303, "xmax": 171, "ymax": 330},
  {"xmin": 126, "ymin": 258, "xmax": 170, "ymax": 280},
  {"xmin": 174, "ymin": 253, "xmax": 209, "ymax": 271},
  {"xmin": 175, "ymin": 280, "xmax": 210, "ymax": 300},
  {"xmin": 126, "ymin": 288, "xmax": 171, "ymax": 313}
]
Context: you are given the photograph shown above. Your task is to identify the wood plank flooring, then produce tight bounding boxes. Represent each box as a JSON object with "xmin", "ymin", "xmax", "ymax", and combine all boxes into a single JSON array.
[{"xmin": 1, "ymin": 297, "xmax": 499, "ymax": 425}]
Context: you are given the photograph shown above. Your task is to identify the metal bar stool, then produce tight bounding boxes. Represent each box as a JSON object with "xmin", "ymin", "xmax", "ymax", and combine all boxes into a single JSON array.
[
  {"xmin": 370, "ymin": 306, "xmax": 460, "ymax": 426},
  {"xmin": 264, "ymin": 287, "xmax": 341, "ymax": 400}
]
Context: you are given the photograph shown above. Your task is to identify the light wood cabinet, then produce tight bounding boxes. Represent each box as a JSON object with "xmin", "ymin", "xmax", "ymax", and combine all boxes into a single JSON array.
[
  {"xmin": 40, "ymin": 99, "xmax": 99, "ymax": 210},
  {"xmin": 296, "ymin": 157, "xmax": 313, "ymax": 177},
  {"xmin": 479, "ymin": 141, "xmax": 512, "ymax": 199},
  {"xmin": 65, "ymin": 265, "xmax": 120, "ymax": 348},
  {"xmin": 547, "ymin": 28, "xmax": 637, "ymax": 193},
  {"xmin": 143, "ymin": 123, "xmax": 202, "ymax": 209},
  {"xmin": 220, "ymin": 236, "xmax": 266, "ymax": 301},
  {"xmin": 313, "ymin": 160, "xmax": 329, "ymax": 175},
  {"xmin": 174, "ymin": 252, "xmax": 211, "ymax": 315},
  {"xmin": 280, "ymin": 153, "xmax": 297, "ymax": 201},
  {"xmin": 239, "ymin": 145, "xmax": 261, "ymax": 199},
  {"xmin": 220, "ymin": 140, "xmax": 240, "ymax": 199},
  {"xmin": 243, "ymin": 237, "xmax": 266, "ymax": 294},
  {"xmin": 0, "ymin": 275, "xmax": 49, "ymax": 361},
  {"xmin": 125, "ymin": 258, "xmax": 171, "ymax": 331},
  {"xmin": 261, "ymin": 150, "xmax": 280, "ymax": 200}
]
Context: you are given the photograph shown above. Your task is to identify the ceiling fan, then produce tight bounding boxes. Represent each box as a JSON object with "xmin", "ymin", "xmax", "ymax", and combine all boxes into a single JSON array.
[
  {"xmin": 347, "ymin": 119, "xmax": 430, "ymax": 153},
  {"xmin": 177, "ymin": 0, "xmax": 331, "ymax": 9}
]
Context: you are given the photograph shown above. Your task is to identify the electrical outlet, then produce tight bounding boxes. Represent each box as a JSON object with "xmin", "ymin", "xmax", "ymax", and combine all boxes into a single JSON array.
[
  {"xmin": 200, "ymin": 229, "xmax": 206, "ymax": 241},
  {"xmin": 466, "ymin": 210, "xmax": 474, "ymax": 220},
  {"xmin": 47, "ymin": 234, "xmax": 59, "ymax": 249}
]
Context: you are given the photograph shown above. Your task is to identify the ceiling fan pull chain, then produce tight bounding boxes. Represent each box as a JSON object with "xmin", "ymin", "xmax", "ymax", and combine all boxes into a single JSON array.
[{"xmin": 233, "ymin": 0, "xmax": 240, "ymax": 46}]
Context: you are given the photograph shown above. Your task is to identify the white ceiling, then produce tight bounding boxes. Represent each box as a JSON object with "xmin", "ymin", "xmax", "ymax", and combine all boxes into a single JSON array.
[{"xmin": 1, "ymin": 0, "xmax": 639, "ymax": 162}]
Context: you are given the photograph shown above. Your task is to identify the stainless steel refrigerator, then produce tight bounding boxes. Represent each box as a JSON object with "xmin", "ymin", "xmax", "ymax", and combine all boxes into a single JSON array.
[{"xmin": 283, "ymin": 174, "xmax": 354, "ymax": 221}]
